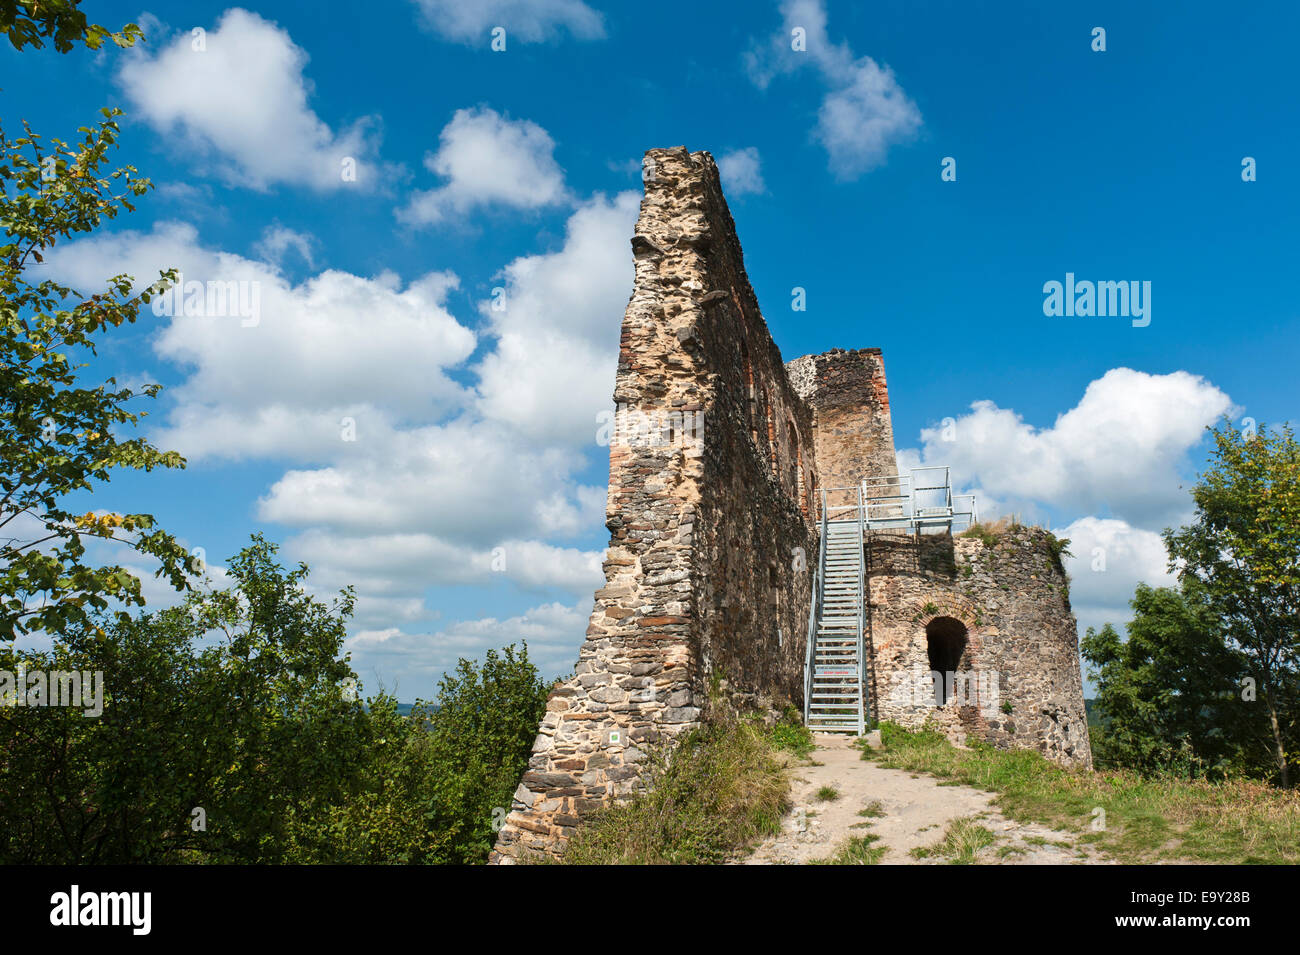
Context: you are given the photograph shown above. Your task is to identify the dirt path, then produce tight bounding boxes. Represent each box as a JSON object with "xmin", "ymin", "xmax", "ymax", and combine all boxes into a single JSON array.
[{"xmin": 746, "ymin": 733, "xmax": 1111, "ymax": 865}]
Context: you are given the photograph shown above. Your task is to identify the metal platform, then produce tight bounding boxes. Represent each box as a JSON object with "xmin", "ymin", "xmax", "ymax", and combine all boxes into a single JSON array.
[{"xmin": 819, "ymin": 467, "xmax": 977, "ymax": 535}]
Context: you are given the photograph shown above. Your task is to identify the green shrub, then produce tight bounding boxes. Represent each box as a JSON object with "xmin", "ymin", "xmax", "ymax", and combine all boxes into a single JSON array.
[
  {"xmin": 0, "ymin": 536, "xmax": 547, "ymax": 865},
  {"xmin": 289, "ymin": 645, "xmax": 548, "ymax": 864}
]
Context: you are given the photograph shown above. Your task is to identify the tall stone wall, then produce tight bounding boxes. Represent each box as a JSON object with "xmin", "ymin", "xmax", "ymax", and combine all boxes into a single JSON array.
[
  {"xmin": 686, "ymin": 153, "xmax": 817, "ymax": 707},
  {"xmin": 491, "ymin": 147, "xmax": 816, "ymax": 863},
  {"xmin": 865, "ymin": 528, "xmax": 1092, "ymax": 769}
]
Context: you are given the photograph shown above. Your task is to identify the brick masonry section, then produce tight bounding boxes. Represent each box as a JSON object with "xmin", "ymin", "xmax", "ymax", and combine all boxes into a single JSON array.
[{"xmin": 489, "ymin": 147, "xmax": 1091, "ymax": 863}]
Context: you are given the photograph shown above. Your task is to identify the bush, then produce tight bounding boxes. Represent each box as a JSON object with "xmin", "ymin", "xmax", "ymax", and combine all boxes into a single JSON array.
[
  {"xmin": 0, "ymin": 535, "xmax": 547, "ymax": 865},
  {"xmin": 291, "ymin": 646, "xmax": 548, "ymax": 864}
]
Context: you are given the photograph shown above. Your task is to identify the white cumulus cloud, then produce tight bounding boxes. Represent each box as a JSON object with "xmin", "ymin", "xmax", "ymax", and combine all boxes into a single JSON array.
[
  {"xmin": 253, "ymin": 224, "xmax": 316, "ymax": 268},
  {"xmin": 410, "ymin": 0, "xmax": 605, "ymax": 44},
  {"xmin": 474, "ymin": 190, "xmax": 640, "ymax": 444},
  {"xmin": 398, "ymin": 107, "xmax": 570, "ymax": 226},
  {"xmin": 904, "ymin": 368, "xmax": 1234, "ymax": 531},
  {"xmin": 717, "ymin": 147, "xmax": 766, "ymax": 196},
  {"xmin": 119, "ymin": 8, "xmax": 391, "ymax": 191},
  {"xmin": 41, "ymin": 220, "xmax": 476, "ymax": 462},
  {"xmin": 1058, "ymin": 516, "xmax": 1177, "ymax": 635},
  {"xmin": 747, "ymin": 0, "xmax": 921, "ymax": 178}
]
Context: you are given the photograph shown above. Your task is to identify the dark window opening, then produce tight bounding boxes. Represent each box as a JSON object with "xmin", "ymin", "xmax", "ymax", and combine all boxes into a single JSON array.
[{"xmin": 926, "ymin": 616, "xmax": 968, "ymax": 705}]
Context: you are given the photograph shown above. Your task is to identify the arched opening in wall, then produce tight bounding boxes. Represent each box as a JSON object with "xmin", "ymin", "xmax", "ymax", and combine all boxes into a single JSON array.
[{"xmin": 926, "ymin": 616, "xmax": 968, "ymax": 705}]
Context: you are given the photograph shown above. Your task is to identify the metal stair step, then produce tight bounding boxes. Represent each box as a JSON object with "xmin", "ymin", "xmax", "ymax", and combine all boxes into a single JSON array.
[{"xmin": 805, "ymin": 506, "xmax": 871, "ymax": 736}]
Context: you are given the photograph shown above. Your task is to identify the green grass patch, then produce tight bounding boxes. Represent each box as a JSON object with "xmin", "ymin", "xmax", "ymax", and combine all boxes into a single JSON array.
[
  {"xmin": 815, "ymin": 785, "xmax": 840, "ymax": 802},
  {"xmin": 858, "ymin": 722, "xmax": 1300, "ymax": 864},
  {"xmin": 813, "ymin": 834, "xmax": 885, "ymax": 865},
  {"xmin": 561, "ymin": 718, "xmax": 792, "ymax": 865},
  {"xmin": 765, "ymin": 707, "xmax": 815, "ymax": 759},
  {"xmin": 910, "ymin": 816, "xmax": 996, "ymax": 864},
  {"xmin": 857, "ymin": 800, "xmax": 885, "ymax": 818},
  {"xmin": 958, "ymin": 523, "xmax": 1003, "ymax": 549}
]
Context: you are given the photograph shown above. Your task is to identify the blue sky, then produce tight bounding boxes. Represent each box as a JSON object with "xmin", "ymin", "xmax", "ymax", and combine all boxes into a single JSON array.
[{"xmin": 7, "ymin": 0, "xmax": 1297, "ymax": 697}]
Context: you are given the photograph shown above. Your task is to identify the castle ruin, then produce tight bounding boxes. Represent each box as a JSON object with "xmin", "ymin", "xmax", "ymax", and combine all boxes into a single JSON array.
[{"xmin": 490, "ymin": 147, "xmax": 1090, "ymax": 863}]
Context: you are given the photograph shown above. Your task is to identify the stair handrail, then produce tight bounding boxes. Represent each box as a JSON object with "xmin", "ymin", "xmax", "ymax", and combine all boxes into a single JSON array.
[
  {"xmin": 804, "ymin": 487, "xmax": 828, "ymax": 724},
  {"xmin": 856, "ymin": 481, "xmax": 867, "ymax": 735}
]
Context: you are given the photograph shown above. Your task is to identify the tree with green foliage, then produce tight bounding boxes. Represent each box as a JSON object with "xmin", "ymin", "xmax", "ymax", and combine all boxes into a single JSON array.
[
  {"xmin": 0, "ymin": 536, "xmax": 369, "ymax": 863},
  {"xmin": 1, "ymin": 534, "xmax": 549, "ymax": 863},
  {"xmin": 0, "ymin": 0, "xmax": 142, "ymax": 53},
  {"xmin": 1082, "ymin": 584, "xmax": 1253, "ymax": 778},
  {"xmin": 1163, "ymin": 420, "xmax": 1299, "ymax": 787},
  {"xmin": 421, "ymin": 645, "xmax": 550, "ymax": 861},
  {"xmin": 289, "ymin": 645, "xmax": 549, "ymax": 864},
  {"xmin": 1085, "ymin": 421, "xmax": 1299, "ymax": 787},
  {"xmin": 1, "ymin": 8, "xmax": 194, "ymax": 641}
]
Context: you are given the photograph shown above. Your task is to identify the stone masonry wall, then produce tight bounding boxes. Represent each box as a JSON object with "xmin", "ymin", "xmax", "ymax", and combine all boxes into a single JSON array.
[
  {"xmin": 687, "ymin": 153, "xmax": 817, "ymax": 708},
  {"xmin": 865, "ymin": 528, "xmax": 1092, "ymax": 769},
  {"xmin": 491, "ymin": 147, "xmax": 815, "ymax": 862},
  {"xmin": 787, "ymin": 348, "xmax": 898, "ymax": 492}
]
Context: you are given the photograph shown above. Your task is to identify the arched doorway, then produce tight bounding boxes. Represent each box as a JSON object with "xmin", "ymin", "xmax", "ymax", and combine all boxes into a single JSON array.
[{"xmin": 926, "ymin": 616, "xmax": 968, "ymax": 705}]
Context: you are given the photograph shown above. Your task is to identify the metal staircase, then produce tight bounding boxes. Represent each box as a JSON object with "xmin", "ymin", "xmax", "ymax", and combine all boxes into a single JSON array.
[
  {"xmin": 803, "ymin": 488, "xmax": 867, "ymax": 734},
  {"xmin": 801, "ymin": 469, "xmax": 976, "ymax": 735}
]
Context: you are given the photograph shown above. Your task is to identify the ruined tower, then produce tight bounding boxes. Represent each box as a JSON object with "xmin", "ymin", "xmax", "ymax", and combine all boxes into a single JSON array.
[
  {"xmin": 786, "ymin": 348, "xmax": 898, "ymax": 488},
  {"xmin": 490, "ymin": 147, "xmax": 1090, "ymax": 864}
]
